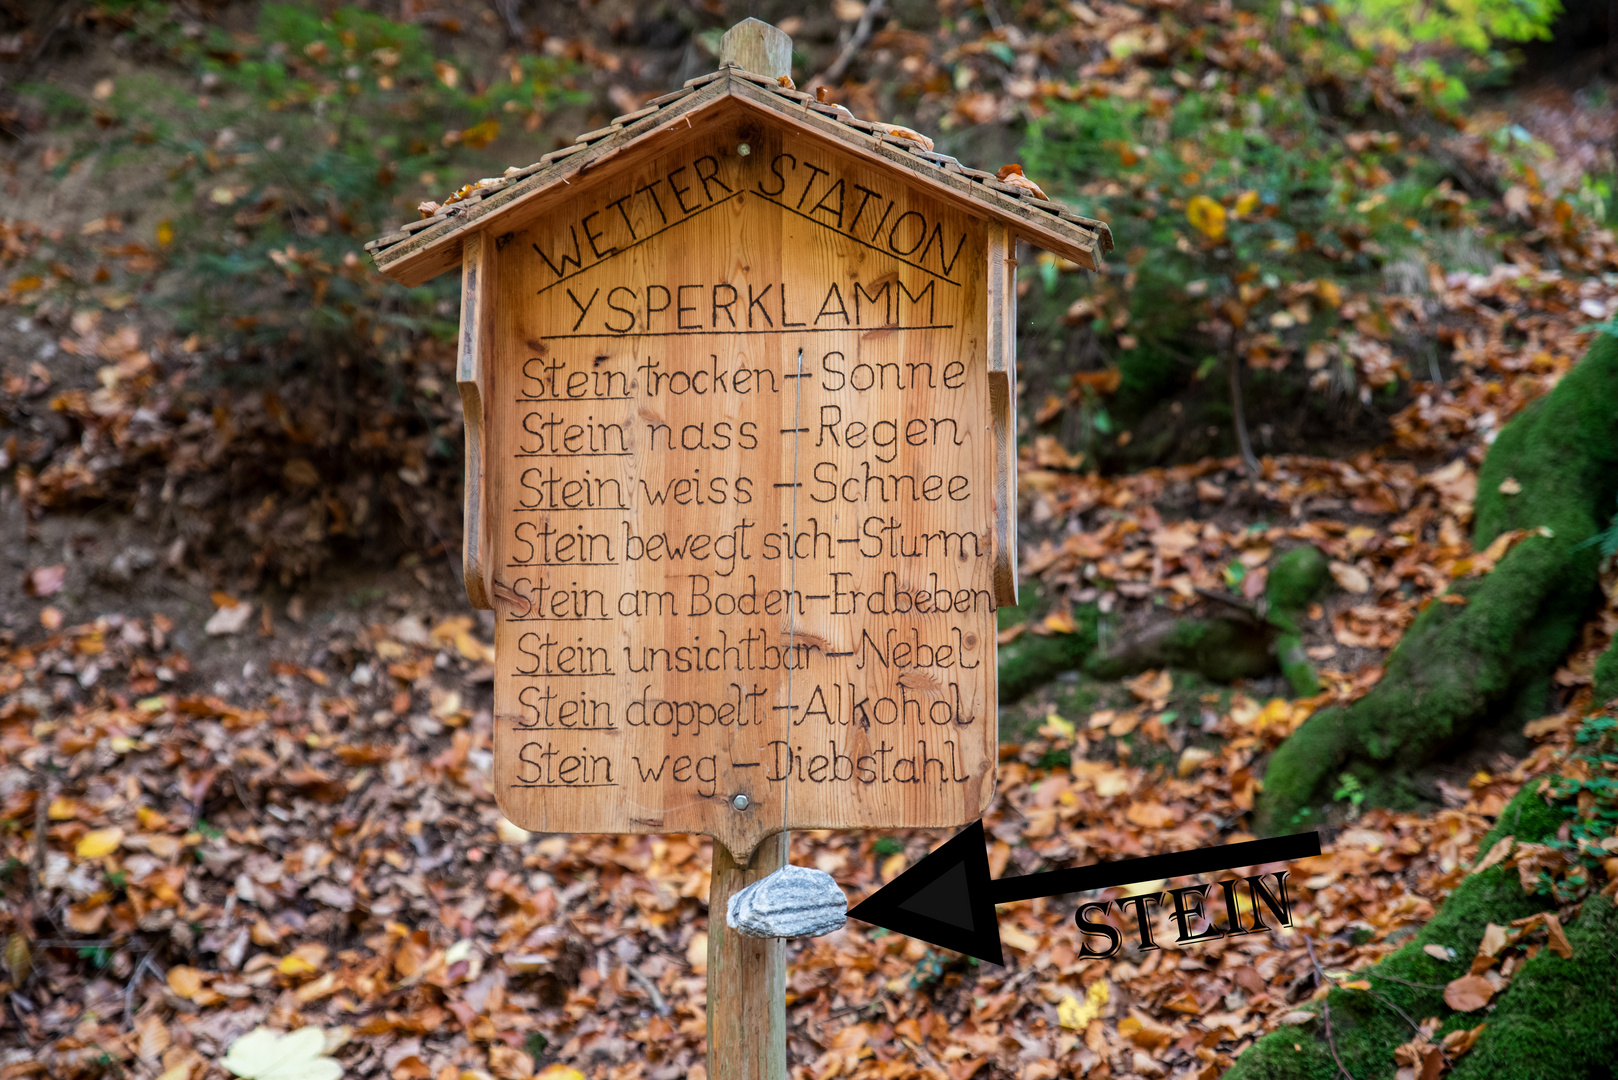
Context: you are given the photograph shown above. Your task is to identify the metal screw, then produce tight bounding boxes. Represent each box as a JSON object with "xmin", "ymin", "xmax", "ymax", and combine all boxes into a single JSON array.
[
  {"xmin": 737, "ymin": 142, "xmax": 751, "ymax": 156},
  {"xmin": 731, "ymin": 794, "xmax": 751, "ymax": 811}
]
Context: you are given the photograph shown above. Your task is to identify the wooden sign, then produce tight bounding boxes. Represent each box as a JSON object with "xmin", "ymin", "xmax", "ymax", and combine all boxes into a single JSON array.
[
  {"xmin": 370, "ymin": 51, "xmax": 1110, "ymax": 866},
  {"xmin": 483, "ymin": 126, "xmax": 999, "ymax": 860}
]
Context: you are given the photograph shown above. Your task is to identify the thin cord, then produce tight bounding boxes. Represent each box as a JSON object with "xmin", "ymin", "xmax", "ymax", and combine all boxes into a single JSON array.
[{"xmin": 782, "ymin": 347, "xmax": 803, "ymax": 845}]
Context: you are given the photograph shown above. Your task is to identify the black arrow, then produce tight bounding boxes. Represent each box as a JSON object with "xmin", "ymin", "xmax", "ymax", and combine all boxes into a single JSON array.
[{"xmin": 847, "ymin": 821, "xmax": 1321, "ymax": 965}]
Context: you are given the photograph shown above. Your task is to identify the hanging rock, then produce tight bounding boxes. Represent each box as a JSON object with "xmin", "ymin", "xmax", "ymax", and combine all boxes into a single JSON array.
[{"xmin": 727, "ymin": 865, "xmax": 847, "ymax": 939}]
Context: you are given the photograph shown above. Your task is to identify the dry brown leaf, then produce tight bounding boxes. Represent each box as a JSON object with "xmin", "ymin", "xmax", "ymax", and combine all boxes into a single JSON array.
[
  {"xmin": 1544, "ymin": 912, "xmax": 1573, "ymax": 959},
  {"xmin": 1443, "ymin": 973, "xmax": 1495, "ymax": 1012}
]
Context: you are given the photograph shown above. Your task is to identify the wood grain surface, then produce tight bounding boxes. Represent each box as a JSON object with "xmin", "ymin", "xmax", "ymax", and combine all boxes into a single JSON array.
[{"xmin": 482, "ymin": 110, "xmax": 1002, "ymax": 858}]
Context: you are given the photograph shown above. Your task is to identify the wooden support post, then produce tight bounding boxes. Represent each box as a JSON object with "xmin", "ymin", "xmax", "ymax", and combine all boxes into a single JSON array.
[
  {"xmin": 986, "ymin": 222, "xmax": 1019, "ymax": 609},
  {"xmin": 706, "ymin": 833, "xmax": 789, "ymax": 1080},
  {"xmin": 455, "ymin": 231, "xmax": 495, "ymax": 611}
]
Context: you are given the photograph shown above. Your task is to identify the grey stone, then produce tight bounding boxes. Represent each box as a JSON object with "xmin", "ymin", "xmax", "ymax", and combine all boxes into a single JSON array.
[{"xmin": 726, "ymin": 865, "xmax": 847, "ymax": 939}]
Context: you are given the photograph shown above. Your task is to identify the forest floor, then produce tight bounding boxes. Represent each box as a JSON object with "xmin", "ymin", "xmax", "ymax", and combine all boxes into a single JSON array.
[{"xmin": 3, "ymin": 3, "xmax": 1618, "ymax": 1080}]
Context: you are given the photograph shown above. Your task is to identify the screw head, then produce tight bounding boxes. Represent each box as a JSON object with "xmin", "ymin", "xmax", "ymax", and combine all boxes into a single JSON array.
[
  {"xmin": 731, "ymin": 794, "xmax": 751, "ymax": 811},
  {"xmin": 737, "ymin": 142, "xmax": 751, "ymax": 156}
]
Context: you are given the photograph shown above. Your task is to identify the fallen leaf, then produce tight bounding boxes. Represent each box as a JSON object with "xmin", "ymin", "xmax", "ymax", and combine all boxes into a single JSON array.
[
  {"xmin": 1443, "ymin": 973, "xmax": 1495, "ymax": 1012},
  {"xmin": 5, "ymin": 934, "xmax": 31, "ymax": 984},
  {"xmin": 167, "ymin": 966, "xmax": 204, "ymax": 999},
  {"xmin": 224, "ymin": 1026, "xmax": 342, "ymax": 1080},
  {"xmin": 496, "ymin": 817, "xmax": 531, "ymax": 843},
  {"xmin": 1477, "ymin": 922, "xmax": 1511, "ymax": 960},
  {"xmin": 1423, "ymin": 944, "xmax": 1453, "ymax": 962},
  {"xmin": 1441, "ymin": 1023, "xmax": 1486, "ymax": 1057},
  {"xmin": 76, "ymin": 826, "xmax": 124, "ymax": 858},
  {"xmin": 206, "ymin": 601, "xmax": 255, "ymax": 636},
  {"xmin": 1497, "ymin": 477, "xmax": 1521, "ymax": 495},
  {"xmin": 535, "ymin": 1066, "xmax": 585, "ymax": 1080},
  {"xmin": 24, "ymin": 564, "xmax": 66, "ymax": 597},
  {"xmin": 1058, "ymin": 980, "xmax": 1110, "ymax": 1029},
  {"xmin": 1177, "ymin": 747, "xmax": 1214, "ymax": 777},
  {"xmin": 1329, "ymin": 561, "xmax": 1371, "ymax": 593},
  {"xmin": 1544, "ymin": 912, "xmax": 1573, "ymax": 959},
  {"xmin": 1000, "ymin": 924, "xmax": 1040, "ymax": 953},
  {"xmin": 1471, "ymin": 835, "xmax": 1515, "ymax": 875},
  {"xmin": 686, "ymin": 931, "xmax": 708, "ymax": 974}
]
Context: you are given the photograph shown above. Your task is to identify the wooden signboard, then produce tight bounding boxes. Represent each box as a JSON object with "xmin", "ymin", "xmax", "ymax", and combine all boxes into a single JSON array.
[
  {"xmin": 369, "ymin": 24, "xmax": 1109, "ymax": 1077},
  {"xmin": 482, "ymin": 121, "xmax": 1000, "ymax": 860}
]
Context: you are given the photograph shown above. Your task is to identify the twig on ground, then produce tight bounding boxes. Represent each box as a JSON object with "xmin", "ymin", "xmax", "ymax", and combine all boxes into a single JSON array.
[
  {"xmin": 30, "ymin": 768, "xmax": 53, "ymax": 897},
  {"xmin": 810, "ymin": 0, "xmax": 887, "ymax": 89},
  {"xmin": 487, "ymin": 0, "xmax": 524, "ymax": 44},
  {"xmin": 1304, "ymin": 936, "xmax": 1357, "ymax": 1080},
  {"xmin": 1225, "ymin": 350, "xmax": 1261, "ymax": 478},
  {"xmin": 626, "ymin": 964, "xmax": 669, "ymax": 1016},
  {"xmin": 124, "ymin": 950, "xmax": 157, "ymax": 1027},
  {"xmin": 1366, "ymin": 971, "xmax": 1449, "ymax": 991}
]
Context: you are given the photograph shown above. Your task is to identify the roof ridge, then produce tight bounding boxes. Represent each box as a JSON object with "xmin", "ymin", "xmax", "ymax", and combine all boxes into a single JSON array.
[{"xmin": 367, "ymin": 68, "xmax": 1111, "ymax": 275}]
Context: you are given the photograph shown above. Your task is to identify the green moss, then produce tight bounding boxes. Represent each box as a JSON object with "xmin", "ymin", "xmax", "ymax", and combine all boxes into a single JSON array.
[
  {"xmin": 997, "ymin": 605, "xmax": 1101, "ymax": 702},
  {"xmin": 1227, "ymin": 787, "xmax": 1571, "ymax": 1080},
  {"xmin": 1267, "ymin": 545, "xmax": 1333, "ymax": 619},
  {"xmin": 1275, "ymin": 631, "xmax": 1321, "ymax": 697},
  {"xmin": 1257, "ymin": 335, "xmax": 1618, "ymax": 832},
  {"xmin": 1593, "ymin": 638, "xmax": 1618, "ymax": 706},
  {"xmin": 1450, "ymin": 895, "xmax": 1618, "ymax": 1080},
  {"xmin": 1084, "ymin": 615, "xmax": 1272, "ymax": 682}
]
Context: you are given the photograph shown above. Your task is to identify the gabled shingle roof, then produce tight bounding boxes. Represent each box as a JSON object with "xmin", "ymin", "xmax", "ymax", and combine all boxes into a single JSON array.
[{"xmin": 367, "ymin": 66, "xmax": 1112, "ymax": 287}]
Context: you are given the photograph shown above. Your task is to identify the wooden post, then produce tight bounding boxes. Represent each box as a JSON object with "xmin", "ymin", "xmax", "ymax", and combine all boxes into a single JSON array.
[
  {"xmin": 719, "ymin": 18, "xmax": 792, "ymax": 80},
  {"xmin": 706, "ymin": 834, "xmax": 789, "ymax": 1080}
]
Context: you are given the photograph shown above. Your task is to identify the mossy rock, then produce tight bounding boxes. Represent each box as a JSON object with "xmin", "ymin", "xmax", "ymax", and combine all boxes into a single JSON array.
[
  {"xmin": 1084, "ymin": 614, "xmax": 1272, "ymax": 682},
  {"xmin": 997, "ymin": 604, "xmax": 1101, "ymax": 702},
  {"xmin": 1266, "ymin": 546, "xmax": 1331, "ymax": 697},
  {"xmin": 1267, "ymin": 545, "xmax": 1332, "ymax": 619},
  {"xmin": 1257, "ymin": 334, "xmax": 1618, "ymax": 831},
  {"xmin": 1227, "ymin": 786, "xmax": 1573, "ymax": 1080}
]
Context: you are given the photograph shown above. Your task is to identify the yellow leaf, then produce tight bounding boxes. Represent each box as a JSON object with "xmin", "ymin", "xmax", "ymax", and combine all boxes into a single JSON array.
[
  {"xmin": 454, "ymin": 631, "xmax": 489, "ymax": 662},
  {"xmin": 278, "ymin": 954, "xmax": 319, "ymax": 977},
  {"xmin": 167, "ymin": 965, "xmax": 204, "ymax": 999},
  {"xmin": 1000, "ymin": 925, "xmax": 1040, "ymax": 953},
  {"xmin": 880, "ymin": 852, "xmax": 907, "ymax": 882},
  {"xmin": 433, "ymin": 61, "xmax": 459, "ymax": 89},
  {"xmin": 1058, "ymin": 979, "xmax": 1111, "ymax": 1029},
  {"xmin": 1186, "ymin": 195, "xmax": 1227, "ymax": 240},
  {"xmin": 535, "ymin": 1068, "xmax": 585, "ymax": 1080},
  {"xmin": 1040, "ymin": 609, "xmax": 1077, "ymax": 635},
  {"xmin": 1041, "ymin": 711, "xmax": 1075, "ymax": 739},
  {"xmin": 76, "ymin": 826, "xmax": 124, "ymax": 858},
  {"xmin": 48, "ymin": 797, "xmax": 79, "ymax": 820},
  {"xmin": 1234, "ymin": 190, "xmax": 1259, "ymax": 216},
  {"xmin": 156, "ymin": 220, "xmax": 174, "ymax": 248}
]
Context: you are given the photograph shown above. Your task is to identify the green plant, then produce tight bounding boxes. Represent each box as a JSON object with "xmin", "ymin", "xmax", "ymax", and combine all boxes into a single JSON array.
[
  {"xmin": 1572, "ymin": 495, "xmax": 1618, "ymax": 560},
  {"xmin": 1337, "ymin": 0, "xmax": 1563, "ymax": 54},
  {"xmin": 1334, "ymin": 771, "xmax": 1367, "ymax": 815},
  {"xmin": 872, "ymin": 836, "xmax": 905, "ymax": 857},
  {"xmin": 1536, "ymin": 714, "xmax": 1618, "ymax": 903}
]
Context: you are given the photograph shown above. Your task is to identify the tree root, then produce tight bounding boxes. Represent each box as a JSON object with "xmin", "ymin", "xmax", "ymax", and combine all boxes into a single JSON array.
[
  {"xmin": 1257, "ymin": 334, "xmax": 1618, "ymax": 832},
  {"xmin": 1226, "ymin": 786, "xmax": 1573, "ymax": 1080}
]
